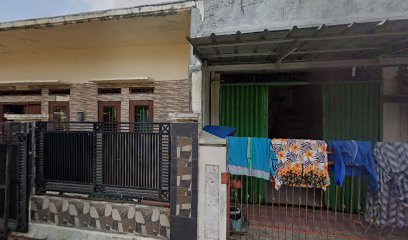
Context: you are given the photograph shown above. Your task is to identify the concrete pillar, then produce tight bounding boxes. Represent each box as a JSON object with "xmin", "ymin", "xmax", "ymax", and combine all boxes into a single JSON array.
[
  {"xmin": 198, "ymin": 132, "xmax": 227, "ymax": 240},
  {"xmin": 170, "ymin": 121, "xmax": 199, "ymax": 240},
  {"xmin": 210, "ymin": 73, "xmax": 221, "ymax": 125},
  {"xmin": 191, "ymin": 68, "xmax": 203, "ymax": 125}
]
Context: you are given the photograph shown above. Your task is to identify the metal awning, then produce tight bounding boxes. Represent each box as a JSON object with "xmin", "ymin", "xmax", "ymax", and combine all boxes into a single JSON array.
[{"xmin": 187, "ymin": 19, "xmax": 408, "ymax": 72}]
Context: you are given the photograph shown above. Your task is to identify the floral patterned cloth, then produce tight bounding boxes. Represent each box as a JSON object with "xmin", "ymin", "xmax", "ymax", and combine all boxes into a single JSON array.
[{"xmin": 271, "ymin": 139, "xmax": 330, "ymax": 190}]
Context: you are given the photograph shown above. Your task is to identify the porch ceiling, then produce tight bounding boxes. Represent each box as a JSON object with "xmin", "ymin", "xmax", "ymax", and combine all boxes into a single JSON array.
[{"xmin": 188, "ymin": 19, "xmax": 408, "ymax": 72}]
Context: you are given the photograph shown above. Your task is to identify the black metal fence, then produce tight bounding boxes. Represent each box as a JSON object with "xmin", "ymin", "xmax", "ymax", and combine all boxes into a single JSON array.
[
  {"xmin": 35, "ymin": 122, "xmax": 171, "ymax": 202},
  {"xmin": 0, "ymin": 122, "xmax": 30, "ymax": 233}
]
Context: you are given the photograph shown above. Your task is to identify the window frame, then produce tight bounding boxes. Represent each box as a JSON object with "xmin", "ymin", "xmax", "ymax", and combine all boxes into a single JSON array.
[
  {"xmin": 49, "ymin": 101, "xmax": 70, "ymax": 122},
  {"xmin": 98, "ymin": 101, "xmax": 121, "ymax": 122}
]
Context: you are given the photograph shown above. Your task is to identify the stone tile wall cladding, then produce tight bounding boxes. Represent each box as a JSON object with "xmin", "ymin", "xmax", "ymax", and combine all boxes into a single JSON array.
[
  {"xmin": 176, "ymin": 136, "xmax": 193, "ymax": 218},
  {"xmin": 0, "ymin": 79, "xmax": 190, "ymax": 122},
  {"xmin": 170, "ymin": 123, "xmax": 198, "ymax": 240},
  {"xmin": 31, "ymin": 195, "xmax": 171, "ymax": 239}
]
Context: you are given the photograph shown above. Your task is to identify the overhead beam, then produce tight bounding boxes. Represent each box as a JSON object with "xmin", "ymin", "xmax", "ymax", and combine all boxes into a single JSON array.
[
  {"xmin": 195, "ymin": 30, "xmax": 408, "ymax": 49},
  {"xmin": 379, "ymin": 38, "xmax": 408, "ymax": 57},
  {"xmin": 196, "ymin": 38, "xmax": 292, "ymax": 49},
  {"xmin": 275, "ymin": 41, "xmax": 299, "ymax": 63},
  {"xmin": 206, "ymin": 51, "xmax": 280, "ymax": 58},
  {"xmin": 205, "ymin": 47, "xmax": 381, "ymax": 59},
  {"xmin": 207, "ymin": 57, "xmax": 408, "ymax": 72}
]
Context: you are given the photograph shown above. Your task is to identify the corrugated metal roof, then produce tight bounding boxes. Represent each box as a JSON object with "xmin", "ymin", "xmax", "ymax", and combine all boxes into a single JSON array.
[{"xmin": 188, "ymin": 19, "xmax": 408, "ymax": 68}]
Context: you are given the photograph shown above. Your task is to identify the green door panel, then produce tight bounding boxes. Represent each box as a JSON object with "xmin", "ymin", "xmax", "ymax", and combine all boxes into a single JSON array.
[
  {"xmin": 220, "ymin": 85, "xmax": 268, "ymax": 137},
  {"xmin": 323, "ymin": 82, "xmax": 380, "ymax": 213},
  {"xmin": 220, "ymin": 85, "xmax": 269, "ymax": 204}
]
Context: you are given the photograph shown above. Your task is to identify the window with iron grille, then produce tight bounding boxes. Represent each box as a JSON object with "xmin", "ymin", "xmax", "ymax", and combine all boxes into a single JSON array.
[
  {"xmin": 98, "ymin": 88, "xmax": 121, "ymax": 94},
  {"xmin": 130, "ymin": 87, "xmax": 154, "ymax": 94},
  {"xmin": 0, "ymin": 90, "xmax": 42, "ymax": 96},
  {"xmin": 49, "ymin": 89, "xmax": 70, "ymax": 95}
]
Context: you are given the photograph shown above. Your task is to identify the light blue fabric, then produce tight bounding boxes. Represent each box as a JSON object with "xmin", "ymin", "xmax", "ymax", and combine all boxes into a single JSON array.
[
  {"xmin": 328, "ymin": 140, "xmax": 378, "ymax": 191},
  {"xmin": 251, "ymin": 138, "xmax": 277, "ymax": 180},
  {"xmin": 227, "ymin": 137, "xmax": 249, "ymax": 176},
  {"xmin": 227, "ymin": 137, "xmax": 277, "ymax": 180}
]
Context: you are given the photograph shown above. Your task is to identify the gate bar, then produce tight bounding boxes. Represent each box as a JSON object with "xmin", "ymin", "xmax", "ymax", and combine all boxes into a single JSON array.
[{"xmin": 0, "ymin": 124, "xmax": 11, "ymax": 240}]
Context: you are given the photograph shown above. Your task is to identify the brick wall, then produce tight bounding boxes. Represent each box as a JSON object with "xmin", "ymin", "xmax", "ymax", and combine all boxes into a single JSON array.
[{"xmin": 0, "ymin": 79, "xmax": 190, "ymax": 122}]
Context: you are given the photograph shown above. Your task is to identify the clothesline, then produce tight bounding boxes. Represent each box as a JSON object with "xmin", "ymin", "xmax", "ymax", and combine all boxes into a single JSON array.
[{"xmin": 226, "ymin": 136, "xmax": 408, "ymax": 228}]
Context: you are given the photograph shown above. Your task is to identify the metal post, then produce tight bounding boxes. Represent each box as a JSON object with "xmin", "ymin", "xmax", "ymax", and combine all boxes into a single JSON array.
[
  {"xmin": 1, "ymin": 123, "xmax": 12, "ymax": 239},
  {"xmin": 94, "ymin": 122, "xmax": 104, "ymax": 194}
]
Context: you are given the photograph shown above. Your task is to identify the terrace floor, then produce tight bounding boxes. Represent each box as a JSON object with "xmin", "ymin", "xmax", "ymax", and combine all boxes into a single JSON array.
[{"xmin": 230, "ymin": 204, "xmax": 407, "ymax": 240}]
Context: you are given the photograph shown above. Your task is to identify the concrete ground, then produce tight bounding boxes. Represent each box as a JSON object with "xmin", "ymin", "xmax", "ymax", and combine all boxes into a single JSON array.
[{"xmin": 9, "ymin": 223, "xmax": 160, "ymax": 240}]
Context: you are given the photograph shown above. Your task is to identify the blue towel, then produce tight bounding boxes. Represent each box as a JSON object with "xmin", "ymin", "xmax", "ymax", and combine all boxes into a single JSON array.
[
  {"xmin": 328, "ymin": 140, "xmax": 378, "ymax": 191},
  {"xmin": 252, "ymin": 138, "xmax": 278, "ymax": 180},
  {"xmin": 227, "ymin": 137, "xmax": 249, "ymax": 176},
  {"xmin": 203, "ymin": 125, "xmax": 236, "ymax": 139},
  {"xmin": 227, "ymin": 137, "xmax": 277, "ymax": 180}
]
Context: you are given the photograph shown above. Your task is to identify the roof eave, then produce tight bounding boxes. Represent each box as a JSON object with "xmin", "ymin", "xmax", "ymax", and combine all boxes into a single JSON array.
[{"xmin": 0, "ymin": 0, "xmax": 195, "ymax": 32}]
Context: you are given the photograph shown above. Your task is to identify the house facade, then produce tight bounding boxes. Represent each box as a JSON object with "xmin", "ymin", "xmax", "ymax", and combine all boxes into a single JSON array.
[
  {"xmin": 190, "ymin": 0, "xmax": 408, "ymax": 142},
  {"xmin": 1, "ymin": 1, "xmax": 408, "ymax": 240},
  {"xmin": 0, "ymin": 3, "xmax": 192, "ymax": 124},
  {"xmin": 190, "ymin": 1, "xmax": 408, "ymax": 239},
  {"xmin": 0, "ymin": 2, "xmax": 199, "ymax": 240}
]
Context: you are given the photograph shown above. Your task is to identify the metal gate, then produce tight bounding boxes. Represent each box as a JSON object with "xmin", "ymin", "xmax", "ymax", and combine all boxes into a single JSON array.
[
  {"xmin": 35, "ymin": 122, "xmax": 171, "ymax": 202},
  {"xmin": 228, "ymin": 173, "xmax": 407, "ymax": 239},
  {"xmin": 0, "ymin": 122, "xmax": 31, "ymax": 238}
]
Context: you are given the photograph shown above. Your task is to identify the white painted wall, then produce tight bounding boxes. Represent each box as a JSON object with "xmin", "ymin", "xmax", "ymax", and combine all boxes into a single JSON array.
[
  {"xmin": 199, "ymin": 0, "xmax": 408, "ymax": 36},
  {"xmin": 382, "ymin": 67, "xmax": 408, "ymax": 142},
  {"xmin": 198, "ymin": 132, "xmax": 227, "ymax": 240},
  {"xmin": 0, "ymin": 44, "xmax": 189, "ymax": 83}
]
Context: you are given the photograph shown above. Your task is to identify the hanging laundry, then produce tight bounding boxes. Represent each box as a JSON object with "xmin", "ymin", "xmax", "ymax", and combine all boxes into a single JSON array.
[
  {"xmin": 252, "ymin": 138, "xmax": 278, "ymax": 180},
  {"xmin": 328, "ymin": 141, "xmax": 378, "ymax": 191},
  {"xmin": 365, "ymin": 142, "xmax": 408, "ymax": 228},
  {"xmin": 227, "ymin": 137, "xmax": 277, "ymax": 180},
  {"xmin": 271, "ymin": 139, "xmax": 330, "ymax": 190},
  {"xmin": 227, "ymin": 137, "xmax": 250, "ymax": 176}
]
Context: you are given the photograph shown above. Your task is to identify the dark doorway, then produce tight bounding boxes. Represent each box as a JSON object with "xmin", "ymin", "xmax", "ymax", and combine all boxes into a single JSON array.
[{"xmin": 268, "ymin": 84, "xmax": 323, "ymax": 139}]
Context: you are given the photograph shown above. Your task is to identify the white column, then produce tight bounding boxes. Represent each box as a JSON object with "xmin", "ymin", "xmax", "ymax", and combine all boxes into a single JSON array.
[
  {"xmin": 210, "ymin": 73, "xmax": 221, "ymax": 125},
  {"xmin": 198, "ymin": 132, "xmax": 227, "ymax": 240}
]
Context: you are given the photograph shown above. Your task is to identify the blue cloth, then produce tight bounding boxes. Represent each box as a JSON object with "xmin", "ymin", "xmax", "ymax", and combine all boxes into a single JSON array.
[
  {"xmin": 328, "ymin": 140, "xmax": 378, "ymax": 191},
  {"xmin": 227, "ymin": 137, "xmax": 277, "ymax": 180},
  {"xmin": 227, "ymin": 137, "xmax": 249, "ymax": 176},
  {"xmin": 252, "ymin": 138, "xmax": 278, "ymax": 179},
  {"xmin": 203, "ymin": 125, "xmax": 236, "ymax": 139}
]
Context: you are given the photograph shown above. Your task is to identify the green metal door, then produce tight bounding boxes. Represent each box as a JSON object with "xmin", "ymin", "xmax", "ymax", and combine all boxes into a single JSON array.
[
  {"xmin": 322, "ymin": 82, "xmax": 381, "ymax": 213},
  {"xmin": 323, "ymin": 82, "xmax": 381, "ymax": 141},
  {"xmin": 220, "ymin": 85, "xmax": 269, "ymax": 204},
  {"xmin": 220, "ymin": 85, "xmax": 268, "ymax": 137}
]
